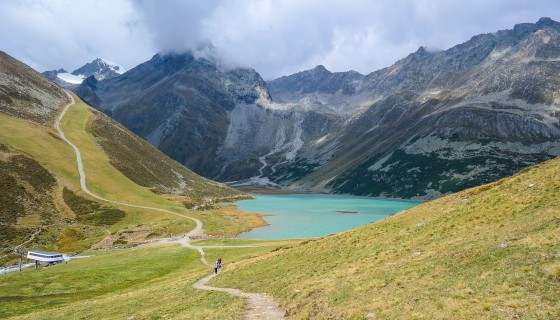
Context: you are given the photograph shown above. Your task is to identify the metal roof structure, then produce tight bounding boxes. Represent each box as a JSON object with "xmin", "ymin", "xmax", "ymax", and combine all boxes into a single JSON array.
[{"xmin": 26, "ymin": 250, "xmax": 64, "ymax": 262}]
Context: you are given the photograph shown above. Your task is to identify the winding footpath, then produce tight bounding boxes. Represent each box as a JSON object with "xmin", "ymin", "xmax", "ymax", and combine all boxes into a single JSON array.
[{"xmin": 55, "ymin": 92, "xmax": 285, "ymax": 320}]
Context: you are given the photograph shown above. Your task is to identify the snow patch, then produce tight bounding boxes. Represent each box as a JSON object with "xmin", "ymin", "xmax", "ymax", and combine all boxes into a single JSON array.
[
  {"xmin": 315, "ymin": 134, "xmax": 329, "ymax": 144},
  {"xmin": 99, "ymin": 58, "xmax": 127, "ymax": 74},
  {"xmin": 57, "ymin": 72, "xmax": 85, "ymax": 84}
]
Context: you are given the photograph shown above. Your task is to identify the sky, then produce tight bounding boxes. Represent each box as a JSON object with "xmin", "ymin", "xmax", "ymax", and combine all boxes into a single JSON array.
[{"xmin": 1, "ymin": 0, "xmax": 559, "ymax": 80}]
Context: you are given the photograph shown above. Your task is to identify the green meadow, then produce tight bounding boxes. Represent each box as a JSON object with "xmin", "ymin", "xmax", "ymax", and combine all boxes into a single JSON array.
[{"xmin": 0, "ymin": 243, "xmax": 283, "ymax": 319}]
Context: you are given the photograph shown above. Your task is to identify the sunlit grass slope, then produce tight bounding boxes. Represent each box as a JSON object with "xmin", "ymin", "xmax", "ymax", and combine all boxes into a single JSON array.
[
  {"xmin": 0, "ymin": 96, "xmax": 195, "ymax": 257},
  {"xmin": 0, "ymin": 243, "xmax": 284, "ymax": 319},
  {"xmin": 213, "ymin": 158, "xmax": 560, "ymax": 319},
  {"xmin": 59, "ymin": 95, "xmax": 197, "ymax": 209}
]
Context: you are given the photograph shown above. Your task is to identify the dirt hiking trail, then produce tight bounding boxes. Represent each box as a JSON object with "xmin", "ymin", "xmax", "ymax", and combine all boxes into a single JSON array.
[{"xmin": 56, "ymin": 92, "xmax": 285, "ymax": 320}]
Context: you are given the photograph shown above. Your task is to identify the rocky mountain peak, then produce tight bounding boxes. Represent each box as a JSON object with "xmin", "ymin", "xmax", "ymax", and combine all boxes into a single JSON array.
[
  {"xmin": 74, "ymin": 18, "xmax": 560, "ymax": 200},
  {"xmin": 71, "ymin": 57, "xmax": 126, "ymax": 80},
  {"xmin": 509, "ymin": 17, "xmax": 560, "ymax": 39},
  {"xmin": 146, "ymin": 51, "xmax": 269, "ymax": 105},
  {"xmin": 311, "ymin": 64, "xmax": 331, "ymax": 74},
  {"xmin": 267, "ymin": 63, "xmax": 365, "ymax": 101},
  {"xmin": 536, "ymin": 16, "xmax": 560, "ymax": 28},
  {"xmin": 150, "ymin": 52, "xmax": 195, "ymax": 73},
  {"xmin": 401, "ymin": 45, "xmax": 435, "ymax": 62},
  {"xmin": 415, "ymin": 46, "xmax": 427, "ymax": 54}
]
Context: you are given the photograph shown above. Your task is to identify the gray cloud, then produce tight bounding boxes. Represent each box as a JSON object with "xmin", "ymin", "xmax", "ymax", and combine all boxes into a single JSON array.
[
  {"xmin": 132, "ymin": 0, "xmax": 560, "ymax": 79},
  {"xmin": 132, "ymin": 0, "xmax": 220, "ymax": 54},
  {"xmin": 2, "ymin": 0, "xmax": 560, "ymax": 79}
]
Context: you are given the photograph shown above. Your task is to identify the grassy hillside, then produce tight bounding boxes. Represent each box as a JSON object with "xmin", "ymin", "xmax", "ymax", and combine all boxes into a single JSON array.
[
  {"xmin": 212, "ymin": 157, "xmax": 560, "ymax": 319},
  {"xmin": 0, "ymin": 103, "xmax": 193, "ymax": 262},
  {"xmin": 0, "ymin": 114, "xmax": 104, "ymax": 262},
  {"xmin": 57, "ymin": 95, "xmax": 260, "ymax": 236},
  {"xmin": 0, "ymin": 93, "xmax": 264, "ymax": 264}
]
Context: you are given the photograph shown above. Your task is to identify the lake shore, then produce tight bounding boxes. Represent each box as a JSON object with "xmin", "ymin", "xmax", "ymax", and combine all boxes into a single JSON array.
[{"xmin": 233, "ymin": 185, "xmax": 296, "ymax": 195}]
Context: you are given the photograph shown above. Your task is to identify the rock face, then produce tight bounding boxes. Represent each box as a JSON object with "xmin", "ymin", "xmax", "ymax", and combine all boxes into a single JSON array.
[
  {"xmin": 0, "ymin": 51, "xmax": 67, "ymax": 124},
  {"xmin": 77, "ymin": 18, "xmax": 560, "ymax": 199}
]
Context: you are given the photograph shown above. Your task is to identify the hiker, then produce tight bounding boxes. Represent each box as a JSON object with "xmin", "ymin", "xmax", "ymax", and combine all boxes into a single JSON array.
[
  {"xmin": 214, "ymin": 260, "xmax": 220, "ymax": 274},
  {"xmin": 217, "ymin": 258, "xmax": 222, "ymax": 266}
]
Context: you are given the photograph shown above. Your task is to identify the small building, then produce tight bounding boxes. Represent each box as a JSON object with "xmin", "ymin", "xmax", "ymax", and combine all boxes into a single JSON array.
[{"xmin": 26, "ymin": 250, "xmax": 64, "ymax": 267}]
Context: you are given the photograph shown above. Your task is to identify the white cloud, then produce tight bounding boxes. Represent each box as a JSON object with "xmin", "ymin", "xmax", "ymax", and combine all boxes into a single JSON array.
[{"xmin": 0, "ymin": 0, "xmax": 153, "ymax": 72}]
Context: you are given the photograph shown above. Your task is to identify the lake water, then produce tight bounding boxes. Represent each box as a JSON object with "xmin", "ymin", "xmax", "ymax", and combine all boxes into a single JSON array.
[{"xmin": 235, "ymin": 194, "xmax": 421, "ymax": 239}]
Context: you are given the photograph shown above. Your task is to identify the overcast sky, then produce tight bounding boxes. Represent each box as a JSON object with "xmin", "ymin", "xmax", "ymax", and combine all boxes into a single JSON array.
[{"xmin": 1, "ymin": 0, "xmax": 559, "ymax": 80}]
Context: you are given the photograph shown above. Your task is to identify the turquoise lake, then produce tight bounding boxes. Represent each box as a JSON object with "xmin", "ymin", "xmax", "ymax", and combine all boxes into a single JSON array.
[{"xmin": 235, "ymin": 194, "xmax": 421, "ymax": 239}]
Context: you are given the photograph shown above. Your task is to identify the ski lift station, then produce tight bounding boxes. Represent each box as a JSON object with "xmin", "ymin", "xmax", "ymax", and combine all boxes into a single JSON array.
[{"xmin": 26, "ymin": 250, "xmax": 65, "ymax": 266}]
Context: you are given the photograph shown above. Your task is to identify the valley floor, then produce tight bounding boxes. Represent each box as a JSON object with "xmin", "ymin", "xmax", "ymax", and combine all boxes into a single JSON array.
[{"xmin": 2, "ymin": 93, "xmax": 559, "ymax": 319}]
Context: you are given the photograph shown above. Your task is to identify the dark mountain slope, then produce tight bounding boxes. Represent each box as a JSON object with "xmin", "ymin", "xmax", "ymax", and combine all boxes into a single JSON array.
[{"xmin": 88, "ymin": 109, "xmax": 245, "ymax": 205}]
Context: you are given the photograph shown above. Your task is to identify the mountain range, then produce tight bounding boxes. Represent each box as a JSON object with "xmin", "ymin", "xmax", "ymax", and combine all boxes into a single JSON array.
[{"xmin": 76, "ymin": 17, "xmax": 560, "ymax": 200}]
